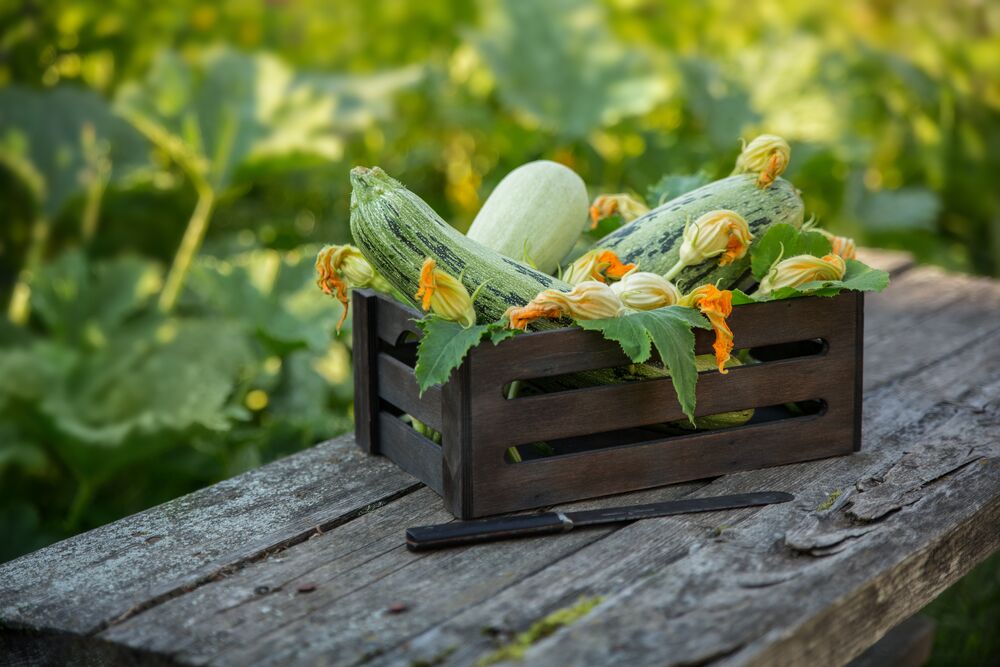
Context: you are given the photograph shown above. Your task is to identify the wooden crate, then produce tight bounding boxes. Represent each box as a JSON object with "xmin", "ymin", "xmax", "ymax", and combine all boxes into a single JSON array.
[{"xmin": 352, "ymin": 288, "xmax": 864, "ymax": 518}]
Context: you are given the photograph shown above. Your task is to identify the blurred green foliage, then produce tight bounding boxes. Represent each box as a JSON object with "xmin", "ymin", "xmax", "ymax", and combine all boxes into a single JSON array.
[{"xmin": 0, "ymin": 2, "xmax": 998, "ymax": 660}]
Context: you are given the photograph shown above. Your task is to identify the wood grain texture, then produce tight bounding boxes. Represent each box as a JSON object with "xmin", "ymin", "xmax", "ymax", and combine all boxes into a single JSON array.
[
  {"xmin": 3, "ymin": 251, "xmax": 999, "ymax": 667},
  {"xmin": 0, "ymin": 438, "xmax": 420, "ymax": 636}
]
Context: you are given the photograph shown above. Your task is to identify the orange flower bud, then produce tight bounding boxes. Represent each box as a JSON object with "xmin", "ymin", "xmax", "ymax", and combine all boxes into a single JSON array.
[
  {"xmin": 562, "ymin": 249, "xmax": 636, "ymax": 285},
  {"xmin": 734, "ymin": 134, "xmax": 791, "ymax": 189},
  {"xmin": 414, "ymin": 258, "xmax": 476, "ymax": 327},
  {"xmin": 589, "ymin": 193, "xmax": 650, "ymax": 228},
  {"xmin": 758, "ymin": 253, "xmax": 847, "ymax": 296},
  {"xmin": 611, "ymin": 271, "xmax": 681, "ymax": 311},
  {"xmin": 316, "ymin": 244, "xmax": 384, "ymax": 331},
  {"xmin": 815, "ymin": 228, "xmax": 857, "ymax": 260},
  {"xmin": 505, "ymin": 280, "xmax": 623, "ymax": 330},
  {"xmin": 665, "ymin": 210, "xmax": 753, "ymax": 280},
  {"xmin": 681, "ymin": 284, "xmax": 735, "ymax": 373}
]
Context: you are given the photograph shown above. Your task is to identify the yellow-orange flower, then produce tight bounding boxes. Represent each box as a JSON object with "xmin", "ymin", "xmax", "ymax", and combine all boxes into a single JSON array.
[
  {"xmin": 316, "ymin": 244, "xmax": 382, "ymax": 331},
  {"xmin": 816, "ymin": 228, "xmax": 857, "ymax": 260},
  {"xmin": 758, "ymin": 253, "xmax": 847, "ymax": 296},
  {"xmin": 562, "ymin": 249, "xmax": 637, "ymax": 285},
  {"xmin": 665, "ymin": 210, "xmax": 753, "ymax": 280},
  {"xmin": 734, "ymin": 134, "xmax": 790, "ymax": 189},
  {"xmin": 681, "ymin": 284, "xmax": 735, "ymax": 373},
  {"xmin": 589, "ymin": 193, "xmax": 650, "ymax": 228},
  {"xmin": 611, "ymin": 271, "xmax": 681, "ymax": 311},
  {"xmin": 505, "ymin": 280, "xmax": 623, "ymax": 330},
  {"xmin": 414, "ymin": 258, "xmax": 476, "ymax": 327}
]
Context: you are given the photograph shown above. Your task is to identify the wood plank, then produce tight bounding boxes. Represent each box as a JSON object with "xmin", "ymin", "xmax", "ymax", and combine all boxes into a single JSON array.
[
  {"xmin": 378, "ymin": 411, "xmax": 444, "ymax": 495},
  {"xmin": 472, "ymin": 352, "xmax": 853, "ymax": 448},
  {"xmin": 847, "ymin": 615, "xmax": 936, "ymax": 667},
  {"xmin": 854, "ymin": 248, "xmax": 916, "ymax": 277},
  {"xmin": 0, "ymin": 436, "xmax": 421, "ymax": 637},
  {"xmin": 861, "ymin": 266, "xmax": 1000, "ymax": 391},
  {"xmin": 352, "ymin": 289, "xmax": 380, "ymax": 454},
  {"xmin": 376, "ymin": 352, "xmax": 442, "ymax": 431},
  {"xmin": 95, "ymin": 482, "xmax": 708, "ymax": 665},
  {"xmin": 360, "ymin": 324, "xmax": 1000, "ymax": 667},
  {"xmin": 470, "ymin": 293, "xmax": 858, "ymax": 383}
]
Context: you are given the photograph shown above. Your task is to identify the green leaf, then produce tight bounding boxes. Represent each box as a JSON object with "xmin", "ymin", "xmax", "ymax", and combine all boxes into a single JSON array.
[
  {"xmin": 115, "ymin": 48, "xmax": 341, "ymax": 192},
  {"xmin": 184, "ymin": 248, "xmax": 340, "ymax": 353},
  {"xmin": 0, "ymin": 85, "xmax": 149, "ymax": 217},
  {"xmin": 31, "ymin": 250, "xmax": 163, "ymax": 344},
  {"xmin": 751, "ymin": 224, "xmax": 833, "ymax": 281},
  {"xmin": 731, "ymin": 289, "xmax": 759, "ymax": 305},
  {"xmin": 646, "ymin": 172, "xmax": 712, "ymax": 207},
  {"xmin": 414, "ymin": 317, "xmax": 520, "ymax": 393},
  {"xmin": 578, "ymin": 307, "xmax": 711, "ymax": 423},
  {"xmin": 40, "ymin": 318, "xmax": 252, "ymax": 449},
  {"xmin": 471, "ymin": 0, "xmax": 667, "ymax": 138}
]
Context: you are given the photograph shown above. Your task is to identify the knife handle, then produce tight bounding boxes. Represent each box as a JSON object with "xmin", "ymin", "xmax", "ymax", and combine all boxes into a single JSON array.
[{"xmin": 406, "ymin": 512, "xmax": 572, "ymax": 551}]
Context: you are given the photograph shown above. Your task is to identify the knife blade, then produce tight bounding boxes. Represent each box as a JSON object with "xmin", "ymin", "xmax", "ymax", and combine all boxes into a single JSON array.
[{"xmin": 405, "ymin": 491, "xmax": 793, "ymax": 551}]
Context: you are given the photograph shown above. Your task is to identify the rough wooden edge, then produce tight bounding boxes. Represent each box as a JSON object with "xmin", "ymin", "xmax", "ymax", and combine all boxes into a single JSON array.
[{"xmin": 846, "ymin": 615, "xmax": 936, "ymax": 667}]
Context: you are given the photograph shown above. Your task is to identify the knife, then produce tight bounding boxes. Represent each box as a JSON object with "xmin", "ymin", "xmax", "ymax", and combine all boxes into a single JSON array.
[{"xmin": 405, "ymin": 491, "xmax": 794, "ymax": 551}]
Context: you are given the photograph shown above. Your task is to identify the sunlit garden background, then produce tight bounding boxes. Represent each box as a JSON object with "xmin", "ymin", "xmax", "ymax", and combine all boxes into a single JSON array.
[{"xmin": 1, "ymin": 1, "xmax": 998, "ymax": 662}]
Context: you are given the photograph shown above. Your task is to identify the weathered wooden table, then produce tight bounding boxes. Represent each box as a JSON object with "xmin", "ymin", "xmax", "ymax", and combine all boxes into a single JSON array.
[{"xmin": 2, "ymin": 250, "xmax": 998, "ymax": 667}]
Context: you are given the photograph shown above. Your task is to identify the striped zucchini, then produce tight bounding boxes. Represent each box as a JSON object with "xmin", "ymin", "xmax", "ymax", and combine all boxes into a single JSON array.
[
  {"xmin": 349, "ymin": 166, "xmax": 755, "ymax": 426},
  {"xmin": 596, "ymin": 175, "xmax": 804, "ymax": 291},
  {"xmin": 350, "ymin": 166, "xmax": 571, "ymax": 322}
]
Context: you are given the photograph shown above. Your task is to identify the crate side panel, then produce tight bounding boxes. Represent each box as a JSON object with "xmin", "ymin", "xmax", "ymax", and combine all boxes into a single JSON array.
[
  {"xmin": 377, "ymin": 353, "xmax": 443, "ymax": 432},
  {"xmin": 471, "ymin": 415, "xmax": 855, "ymax": 516},
  {"xmin": 470, "ymin": 352, "xmax": 854, "ymax": 449},
  {"xmin": 377, "ymin": 412, "xmax": 444, "ymax": 495}
]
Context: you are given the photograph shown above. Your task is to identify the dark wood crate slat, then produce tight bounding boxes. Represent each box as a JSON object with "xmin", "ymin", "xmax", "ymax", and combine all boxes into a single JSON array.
[
  {"xmin": 370, "ymin": 289, "xmax": 422, "ymax": 346},
  {"xmin": 352, "ymin": 290, "xmax": 380, "ymax": 454},
  {"xmin": 376, "ymin": 412, "xmax": 444, "ymax": 495},
  {"xmin": 376, "ymin": 352, "xmax": 443, "ymax": 431},
  {"xmin": 468, "ymin": 351, "xmax": 856, "ymax": 450},
  {"xmin": 469, "ymin": 410, "xmax": 855, "ymax": 516},
  {"xmin": 469, "ymin": 293, "xmax": 859, "ymax": 382}
]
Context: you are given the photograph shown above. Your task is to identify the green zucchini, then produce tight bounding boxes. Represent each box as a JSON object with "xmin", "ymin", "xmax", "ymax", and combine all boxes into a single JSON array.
[
  {"xmin": 595, "ymin": 175, "xmax": 804, "ymax": 291},
  {"xmin": 349, "ymin": 166, "xmax": 571, "ymax": 322}
]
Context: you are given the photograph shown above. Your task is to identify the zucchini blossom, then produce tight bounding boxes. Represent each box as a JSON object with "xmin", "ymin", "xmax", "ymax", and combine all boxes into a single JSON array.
[
  {"xmin": 733, "ymin": 134, "xmax": 791, "ymax": 189},
  {"xmin": 563, "ymin": 249, "xmax": 636, "ymax": 285},
  {"xmin": 681, "ymin": 284, "xmax": 735, "ymax": 373},
  {"xmin": 758, "ymin": 253, "xmax": 847, "ymax": 296},
  {"xmin": 589, "ymin": 193, "xmax": 650, "ymax": 228},
  {"xmin": 415, "ymin": 258, "xmax": 477, "ymax": 328},
  {"xmin": 505, "ymin": 280, "xmax": 623, "ymax": 330},
  {"xmin": 611, "ymin": 270, "xmax": 682, "ymax": 311},
  {"xmin": 665, "ymin": 210, "xmax": 753, "ymax": 280}
]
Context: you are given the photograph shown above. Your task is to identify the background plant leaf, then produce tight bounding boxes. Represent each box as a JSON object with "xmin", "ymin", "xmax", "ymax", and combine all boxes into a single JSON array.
[
  {"xmin": 114, "ymin": 48, "xmax": 344, "ymax": 192},
  {"xmin": 470, "ymin": 0, "xmax": 668, "ymax": 138},
  {"xmin": 0, "ymin": 85, "xmax": 149, "ymax": 218}
]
